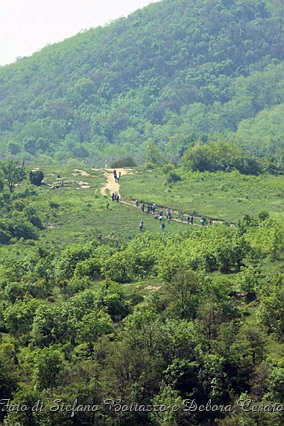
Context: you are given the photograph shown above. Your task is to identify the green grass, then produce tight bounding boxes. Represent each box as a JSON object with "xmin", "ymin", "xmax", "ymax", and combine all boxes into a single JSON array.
[{"xmin": 121, "ymin": 168, "xmax": 284, "ymax": 223}]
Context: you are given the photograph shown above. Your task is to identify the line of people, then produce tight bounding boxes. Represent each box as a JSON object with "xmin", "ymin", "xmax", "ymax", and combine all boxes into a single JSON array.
[{"xmin": 135, "ymin": 199, "xmax": 196, "ymax": 225}]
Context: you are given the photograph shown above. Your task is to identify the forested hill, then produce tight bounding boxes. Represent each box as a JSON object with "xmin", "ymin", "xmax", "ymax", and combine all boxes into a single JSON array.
[{"xmin": 0, "ymin": 0, "xmax": 284, "ymax": 165}]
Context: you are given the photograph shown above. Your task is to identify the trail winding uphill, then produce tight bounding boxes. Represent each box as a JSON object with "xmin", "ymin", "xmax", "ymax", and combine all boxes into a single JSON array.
[
  {"xmin": 100, "ymin": 168, "xmax": 131, "ymax": 197},
  {"xmin": 99, "ymin": 168, "xmax": 229, "ymax": 226}
]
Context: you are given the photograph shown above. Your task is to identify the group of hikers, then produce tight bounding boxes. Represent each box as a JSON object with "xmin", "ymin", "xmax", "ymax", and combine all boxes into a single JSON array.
[
  {"xmin": 135, "ymin": 199, "xmax": 214, "ymax": 230},
  {"xmin": 135, "ymin": 199, "xmax": 199, "ymax": 231},
  {"xmin": 113, "ymin": 169, "xmax": 121, "ymax": 182},
  {"xmin": 105, "ymin": 170, "xmax": 213, "ymax": 230},
  {"xmin": 106, "ymin": 192, "xmax": 119, "ymax": 208},
  {"xmin": 111, "ymin": 192, "xmax": 120, "ymax": 202}
]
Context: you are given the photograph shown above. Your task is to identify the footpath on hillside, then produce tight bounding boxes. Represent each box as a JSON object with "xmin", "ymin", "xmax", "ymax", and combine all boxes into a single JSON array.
[
  {"xmin": 100, "ymin": 168, "xmax": 227, "ymax": 226},
  {"xmin": 100, "ymin": 168, "xmax": 131, "ymax": 197}
]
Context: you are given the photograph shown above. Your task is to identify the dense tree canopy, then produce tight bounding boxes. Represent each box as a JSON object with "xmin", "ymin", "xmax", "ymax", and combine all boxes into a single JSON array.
[{"xmin": 0, "ymin": 0, "xmax": 283, "ymax": 165}]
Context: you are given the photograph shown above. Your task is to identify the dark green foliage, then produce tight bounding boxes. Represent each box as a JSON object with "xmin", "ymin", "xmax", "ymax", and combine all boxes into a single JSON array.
[
  {"xmin": 97, "ymin": 281, "xmax": 131, "ymax": 321},
  {"xmin": 49, "ymin": 200, "xmax": 60, "ymax": 208},
  {"xmin": 0, "ymin": 160, "xmax": 27, "ymax": 193},
  {"xmin": 74, "ymin": 257, "xmax": 101, "ymax": 280},
  {"xmin": 110, "ymin": 157, "xmax": 137, "ymax": 168},
  {"xmin": 0, "ymin": 358, "xmax": 19, "ymax": 422},
  {"xmin": 0, "ymin": 195, "xmax": 43, "ymax": 244},
  {"xmin": 55, "ymin": 245, "xmax": 94, "ymax": 280},
  {"xmin": 166, "ymin": 171, "xmax": 181, "ymax": 183},
  {"xmin": 8, "ymin": 220, "xmax": 38, "ymax": 240},
  {"xmin": 0, "ymin": 229, "xmax": 11, "ymax": 244},
  {"xmin": 29, "ymin": 169, "xmax": 44, "ymax": 186},
  {"xmin": 182, "ymin": 141, "xmax": 262, "ymax": 174},
  {"xmin": 34, "ymin": 347, "xmax": 65, "ymax": 390}
]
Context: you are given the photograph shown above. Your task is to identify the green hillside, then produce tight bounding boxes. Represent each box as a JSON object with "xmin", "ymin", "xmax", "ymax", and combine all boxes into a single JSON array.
[
  {"xmin": 0, "ymin": 161, "xmax": 284, "ymax": 425},
  {"xmin": 0, "ymin": 0, "xmax": 283, "ymax": 165},
  {"xmin": 1, "ymin": 2, "xmax": 284, "ymax": 423}
]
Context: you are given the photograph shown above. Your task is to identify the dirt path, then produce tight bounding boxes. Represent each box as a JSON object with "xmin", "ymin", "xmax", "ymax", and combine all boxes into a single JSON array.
[{"xmin": 100, "ymin": 168, "xmax": 131, "ymax": 196}]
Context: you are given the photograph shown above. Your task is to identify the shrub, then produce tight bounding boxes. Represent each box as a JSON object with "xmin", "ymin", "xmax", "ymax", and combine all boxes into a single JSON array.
[
  {"xmin": 49, "ymin": 201, "xmax": 60, "ymax": 209},
  {"xmin": 162, "ymin": 163, "xmax": 176, "ymax": 174},
  {"xmin": 29, "ymin": 215, "xmax": 44, "ymax": 229},
  {"xmin": 166, "ymin": 172, "xmax": 181, "ymax": 184},
  {"xmin": 144, "ymin": 162, "xmax": 157, "ymax": 169},
  {"xmin": 0, "ymin": 229, "xmax": 11, "ymax": 244},
  {"xmin": 8, "ymin": 220, "xmax": 38, "ymax": 240},
  {"xmin": 29, "ymin": 170, "xmax": 44, "ymax": 186},
  {"xmin": 110, "ymin": 157, "xmax": 137, "ymax": 168},
  {"xmin": 74, "ymin": 258, "xmax": 101, "ymax": 280}
]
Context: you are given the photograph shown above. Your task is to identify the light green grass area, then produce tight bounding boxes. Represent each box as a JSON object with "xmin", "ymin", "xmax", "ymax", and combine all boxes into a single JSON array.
[{"xmin": 121, "ymin": 169, "xmax": 284, "ymax": 223}]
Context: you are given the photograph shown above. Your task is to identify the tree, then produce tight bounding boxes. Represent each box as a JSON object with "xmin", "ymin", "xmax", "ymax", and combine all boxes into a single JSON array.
[
  {"xmin": 145, "ymin": 141, "xmax": 164, "ymax": 165},
  {"xmin": 111, "ymin": 157, "xmax": 137, "ymax": 168},
  {"xmin": 0, "ymin": 160, "xmax": 27, "ymax": 193},
  {"xmin": 76, "ymin": 310, "xmax": 114, "ymax": 351},
  {"xmin": 8, "ymin": 141, "xmax": 21, "ymax": 155},
  {"xmin": 97, "ymin": 282, "xmax": 131, "ymax": 321},
  {"xmin": 29, "ymin": 169, "xmax": 44, "ymax": 186},
  {"xmin": 4, "ymin": 295, "xmax": 43, "ymax": 336},
  {"xmin": 32, "ymin": 304, "xmax": 67, "ymax": 347},
  {"xmin": 0, "ymin": 345, "xmax": 19, "ymax": 422},
  {"xmin": 34, "ymin": 347, "xmax": 65, "ymax": 390},
  {"xmin": 258, "ymin": 273, "xmax": 284, "ymax": 339},
  {"xmin": 164, "ymin": 269, "xmax": 200, "ymax": 320}
]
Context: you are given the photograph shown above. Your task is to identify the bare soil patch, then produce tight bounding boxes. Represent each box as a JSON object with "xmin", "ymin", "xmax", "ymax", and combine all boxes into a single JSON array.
[
  {"xmin": 73, "ymin": 169, "xmax": 91, "ymax": 177},
  {"xmin": 100, "ymin": 168, "xmax": 132, "ymax": 196}
]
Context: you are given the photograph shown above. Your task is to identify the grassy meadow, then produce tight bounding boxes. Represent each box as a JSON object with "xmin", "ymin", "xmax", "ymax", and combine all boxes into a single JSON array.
[{"xmin": 121, "ymin": 168, "xmax": 284, "ymax": 223}]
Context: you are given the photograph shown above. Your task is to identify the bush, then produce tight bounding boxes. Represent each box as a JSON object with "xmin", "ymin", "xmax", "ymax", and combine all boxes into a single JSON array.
[
  {"xmin": 166, "ymin": 172, "xmax": 181, "ymax": 183},
  {"xmin": 13, "ymin": 200, "xmax": 25, "ymax": 211},
  {"xmin": 49, "ymin": 201, "xmax": 60, "ymax": 209},
  {"xmin": 0, "ymin": 229, "xmax": 11, "ymax": 244},
  {"xmin": 74, "ymin": 258, "xmax": 101, "ymax": 280},
  {"xmin": 29, "ymin": 215, "xmax": 44, "ymax": 229},
  {"xmin": 144, "ymin": 162, "xmax": 158, "ymax": 169},
  {"xmin": 8, "ymin": 221, "xmax": 38, "ymax": 240},
  {"xmin": 110, "ymin": 157, "xmax": 137, "ymax": 168},
  {"xmin": 29, "ymin": 170, "xmax": 44, "ymax": 186},
  {"xmin": 162, "ymin": 163, "xmax": 176, "ymax": 174}
]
